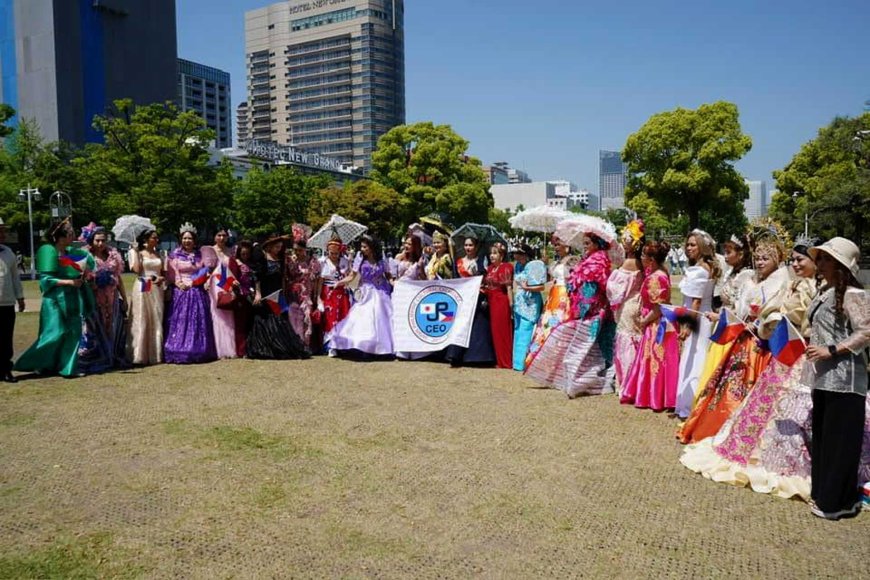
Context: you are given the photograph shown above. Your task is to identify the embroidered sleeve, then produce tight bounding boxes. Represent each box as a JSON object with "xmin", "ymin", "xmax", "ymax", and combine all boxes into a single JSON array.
[
  {"xmin": 840, "ymin": 289, "xmax": 870, "ymax": 355},
  {"xmin": 648, "ymin": 272, "xmax": 669, "ymax": 305}
]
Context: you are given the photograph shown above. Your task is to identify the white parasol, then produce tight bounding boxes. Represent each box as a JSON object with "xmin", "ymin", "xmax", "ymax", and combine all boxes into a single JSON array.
[
  {"xmin": 554, "ymin": 215, "xmax": 618, "ymax": 249},
  {"xmin": 307, "ymin": 214, "xmax": 367, "ymax": 251},
  {"xmin": 508, "ymin": 205, "xmax": 570, "ymax": 234},
  {"xmin": 111, "ymin": 215, "xmax": 156, "ymax": 246}
]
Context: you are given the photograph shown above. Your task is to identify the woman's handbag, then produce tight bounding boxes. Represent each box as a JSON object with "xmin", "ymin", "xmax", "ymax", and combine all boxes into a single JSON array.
[{"xmin": 216, "ymin": 289, "xmax": 239, "ymax": 310}]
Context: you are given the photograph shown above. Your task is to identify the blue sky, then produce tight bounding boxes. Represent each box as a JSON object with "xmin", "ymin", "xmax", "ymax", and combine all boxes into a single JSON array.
[{"xmin": 177, "ymin": 0, "xmax": 870, "ymax": 192}]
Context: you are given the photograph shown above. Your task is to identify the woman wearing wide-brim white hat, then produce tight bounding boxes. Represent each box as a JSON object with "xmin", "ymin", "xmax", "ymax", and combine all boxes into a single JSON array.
[{"xmin": 805, "ymin": 237, "xmax": 870, "ymax": 520}]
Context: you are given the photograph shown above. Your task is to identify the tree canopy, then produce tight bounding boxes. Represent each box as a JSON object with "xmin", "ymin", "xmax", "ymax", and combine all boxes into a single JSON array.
[
  {"xmin": 307, "ymin": 180, "xmax": 402, "ymax": 242},
  {"xmin": 70, "ymin": 99, "xmax": 235, "ymax": 234},
  {"xmin": 769, "ymin": 112, "xmax": 870, "ymax": 249},
  {"xmin": 369, "ymin": 122, "xmax": 493, "ymax": 225},
  {"xmin": 623, "ymin": 101, "xmax": 752, "ymax": 235},
  {"xmin": 233, "ymin": 166, "xmax": 330, "ymax": 238}
]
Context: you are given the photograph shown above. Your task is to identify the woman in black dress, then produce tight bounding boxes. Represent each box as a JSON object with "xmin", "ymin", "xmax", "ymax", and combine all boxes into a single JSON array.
[{"xmin": 246, "ymin": 235, "xmax": 310, "ymax": 360}]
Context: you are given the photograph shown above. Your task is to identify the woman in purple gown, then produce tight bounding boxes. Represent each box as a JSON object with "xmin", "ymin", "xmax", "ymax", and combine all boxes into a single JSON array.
[
  {"xmin": 163, "ymin": 223, "xmax": 217, "ymax": 364},
  {"xmin": 329, "ymin": 235, "xmax": 394, "ymax": 358}
]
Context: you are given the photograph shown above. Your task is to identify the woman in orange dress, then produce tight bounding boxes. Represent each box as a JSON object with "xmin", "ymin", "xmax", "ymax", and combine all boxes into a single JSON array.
[
  {"xmin": 678, "ymin": 236, "xmax": 791, "ymax": 443},
  {"xmin": 484, "ymin": 242, "xmax": 513, "ymax": 369}
]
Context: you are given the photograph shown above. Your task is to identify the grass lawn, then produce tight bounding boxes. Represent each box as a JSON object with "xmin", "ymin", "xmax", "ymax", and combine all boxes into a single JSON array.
[{"xmin": 1, "ymin": 283, "xmax": 866, "ymax": 578}]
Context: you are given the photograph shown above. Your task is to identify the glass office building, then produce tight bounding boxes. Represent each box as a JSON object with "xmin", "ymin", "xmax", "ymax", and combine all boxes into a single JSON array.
[{"xmin": 178, "ymin": 58, "xmax": 231, "ymax": 148}]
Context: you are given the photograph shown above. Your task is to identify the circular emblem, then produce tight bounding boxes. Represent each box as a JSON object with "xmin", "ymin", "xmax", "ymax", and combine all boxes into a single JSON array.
[{"xmin": 408, "ymin": 285, "xmax": 462, "ymax": 344}]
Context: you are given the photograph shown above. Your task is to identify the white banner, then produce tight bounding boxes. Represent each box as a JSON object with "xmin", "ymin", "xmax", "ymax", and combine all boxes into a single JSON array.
[{"xmin": 391, "ymin": 277, "xmax": 482, "ymax": 352}]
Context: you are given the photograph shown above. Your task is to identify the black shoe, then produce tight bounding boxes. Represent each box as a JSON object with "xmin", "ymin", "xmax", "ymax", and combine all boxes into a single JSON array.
[{"xmin": 3, "ymin": 371, "xmax": 18, "ymax": 383}]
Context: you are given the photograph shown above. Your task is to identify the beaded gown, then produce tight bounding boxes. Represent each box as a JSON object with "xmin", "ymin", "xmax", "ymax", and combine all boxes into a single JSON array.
[{"xmin": 127, "ymin": 250, "xmax": 165, "ymax": 365}]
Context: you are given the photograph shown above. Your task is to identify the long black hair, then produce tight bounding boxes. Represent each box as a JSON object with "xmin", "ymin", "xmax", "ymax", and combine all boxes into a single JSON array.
[
  {"xmin": 359, "ymin": 234, "xmax": 383, "ymax": 262},
  {"xmin": 136, "ymin": 229, "xmax": 157, "ymax": 251}
]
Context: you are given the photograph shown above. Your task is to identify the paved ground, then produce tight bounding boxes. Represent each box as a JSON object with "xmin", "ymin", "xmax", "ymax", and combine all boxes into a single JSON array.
[{"xmin": 1, "ymin": 312, "xmax": 868, "ymax": 579}]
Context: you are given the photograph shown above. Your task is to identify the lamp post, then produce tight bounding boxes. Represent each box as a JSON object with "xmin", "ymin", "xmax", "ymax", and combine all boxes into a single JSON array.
[{"xmin": 17, "ymin": 184, "xmax": 41, "ymax": 280}]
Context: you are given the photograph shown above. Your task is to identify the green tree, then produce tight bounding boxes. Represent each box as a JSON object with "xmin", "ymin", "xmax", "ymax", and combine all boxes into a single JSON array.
[
  {"xmin": 0, "ymin": 118, "xmax": 69, "ymax": 241},
  {"xmin": 234, "ymin": 166, "xmax": 331, "ymax": 238},
  {"xmin": 623, "ymin": 101, "xmax": 752, "ymax": 230},
  {"xmin": 770, "ymin": 112, "xmax": 870, "ymax": 249},
  {"xmin": 369, "ymin": 122, "xmax": 493, "ymax": 225},
  {"xmin": 625, "ymin": 192, "xmax": 670, "ymax": 236},
  {"xmin": 0, "ymin": 104, "xmax": 15, "ymax": 138},
  {"xmin": 487, "ymin": 207, "xmax": 513, "ymax": 235},
  {"xmin": 69, "ymin": 99, "xmax": 233, "ymax": 234},
  {"xmin": 307, "ymin": 179, "xmax": 403, "ymax": 241}
]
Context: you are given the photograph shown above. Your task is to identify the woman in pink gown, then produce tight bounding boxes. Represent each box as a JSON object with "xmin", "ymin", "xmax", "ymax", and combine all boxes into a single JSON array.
[
  {"xmin": 208, "ymin": 228, "xmax": 241, "ymax": 359},
  {"xmin": 607, "ymin": 219, "xmax": 645, "ymax": 394},
  {"xmin": 620, "ymin": 241, "xmax": 679, "ymax": 411}
]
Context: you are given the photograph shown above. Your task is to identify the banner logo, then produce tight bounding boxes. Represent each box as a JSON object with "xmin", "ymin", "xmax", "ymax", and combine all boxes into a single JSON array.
[{"xmin": 409, "ymin": 285, "xmax": 461, "ymax": 344}]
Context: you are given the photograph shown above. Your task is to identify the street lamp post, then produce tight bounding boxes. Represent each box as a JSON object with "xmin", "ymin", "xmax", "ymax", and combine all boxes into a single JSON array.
[{"xmin": 17, "ymin": 184, "xmax": 41, "ymax": 280}]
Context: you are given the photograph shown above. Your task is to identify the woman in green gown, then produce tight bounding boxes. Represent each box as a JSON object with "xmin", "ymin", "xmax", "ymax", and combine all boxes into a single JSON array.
[{"xmin": 14, "ymin": 220, "xmax": 105, "ymax": 378}]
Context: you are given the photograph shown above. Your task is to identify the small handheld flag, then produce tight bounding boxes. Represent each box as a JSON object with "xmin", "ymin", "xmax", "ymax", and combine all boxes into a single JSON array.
[
  {"xmin": 768, "ymin": 317, "xmax": 807, "ymax": 367},
  {"xmin": 263, "ymin": 289, "xmax": 289, "ymax": 315},
  {"xmin": 215, "ymin": 264, "xmax": 235, "ymax": 290},
  {"xmin": 709, "ymin": 308, "xmax": 746, "ymax": 345},
  {"xmin": 654, "ymin": 305, "xmax": 686, "ymax": 344},
  {"xmin": 59, "ymin": 253, "xmax": 89, "ymax": 273},
  {"xmin": 139, "ymin": 277, "xmax": 153, "ymax": 292},
  {"xmin": 190, "ymin": 266, "xmax": 210, "ymax": 287}
]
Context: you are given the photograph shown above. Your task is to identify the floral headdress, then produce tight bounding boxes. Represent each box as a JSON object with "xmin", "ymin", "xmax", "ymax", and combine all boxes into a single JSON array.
[
  {"xmin": 78, "ymin": 221, "xmax": 103, "ymax": 244},
  {"xmin": 621, "ymin": 219, "xmax": 645, "ymax": 251},
  {"xmin": 291, "ymin": 223, "xmax": 311, "ymax": 245},
  {"xmin": 179, "ymin": 222, "xmax": 197, "ymax": 236}
]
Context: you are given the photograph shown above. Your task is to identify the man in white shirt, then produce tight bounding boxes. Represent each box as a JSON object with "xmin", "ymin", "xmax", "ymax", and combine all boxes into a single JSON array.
[{"xmin": 0, "ymin": 218, "xmax": 25, "ymax": 382}]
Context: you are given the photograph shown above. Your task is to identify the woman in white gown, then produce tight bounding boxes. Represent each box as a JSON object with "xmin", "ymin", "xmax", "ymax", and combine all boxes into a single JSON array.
[
  {"xmin": 674, "ymin": 229, "xmax": 720, "ymax": 418},
  {"xmin": 127, "ymin": 229, "xmax": 165, "ymax": 365}
]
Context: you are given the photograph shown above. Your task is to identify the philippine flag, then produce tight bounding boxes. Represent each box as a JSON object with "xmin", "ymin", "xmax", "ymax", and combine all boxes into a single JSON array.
[
  {"xmin": 709, "ymin": 308, "xmax": 745, "ymax": 345},
  {"xmin": 768, "ymin": 317, "xmax": 807, "ymax": 367},
  {"xmin": 59, "ymin": 253, "xmax": 88, "ymax": 272},
  {"xmin": 215, "ymin": 264, "xmax": 235, "ymax": 290},
  {"xmin": 439, "ymin": 311, "xmax": 455, "ymax": 322},
  {"xmin": 139, "ymin": 277, "xmax": 153, "ymax": 292},
  {"xmin": 263, "ymin": 289, "xmax": 289, "ymax": 315},
  {"xmin": 190, "ymin": 266, "xmax": 210, "ymax": 287},
  {"xmin": 655, "ymin": 305, "xmax": 686, "ymax": 344}
]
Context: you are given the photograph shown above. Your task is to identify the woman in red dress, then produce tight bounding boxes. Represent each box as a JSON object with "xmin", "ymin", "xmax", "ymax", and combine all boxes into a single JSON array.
[
  {"xmin": 318, "ymin": 237, "xmax": 352, "ymax": 350},
  {"xmin": 485, "ymin": 242, "xmax": 514, "ymax": 369}
]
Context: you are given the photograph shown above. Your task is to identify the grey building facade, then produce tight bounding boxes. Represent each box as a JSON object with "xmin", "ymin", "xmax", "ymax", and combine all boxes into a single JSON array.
[
  {"xmin": 177, "ymin": 58, "xmax": 231, "ymax": 149},
  {"xmin": 0, "ymin": 0, "xmax": 178, "ymax": 144},
  {"xmin": 244, "ymin": 0, "xmax": 405, "ymax": 171},
  {"xmin": 599, "ymin": 150, "xmax": 627, "ymax": 210}
]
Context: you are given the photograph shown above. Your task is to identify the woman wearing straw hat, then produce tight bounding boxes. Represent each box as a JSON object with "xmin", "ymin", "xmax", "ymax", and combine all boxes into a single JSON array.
[{"xmin": 805, "ymin": 237, "xmax": 870, "ymax": 520}]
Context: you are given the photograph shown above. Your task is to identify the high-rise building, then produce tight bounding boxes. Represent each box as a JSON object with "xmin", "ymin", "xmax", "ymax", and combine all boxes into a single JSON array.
[
  {"xmin": 177, "ymin": 58, "xmax": 231, "ymax": 149},
  {"xmin": 492, "ymin": 161, "xmax": 531, "ymax": 184},
  {"xmin": 491, "ymin": 180, "xmax": 585, "ymax": 213},
  {"xmin": 243, "ymin": 0, "xmax": 405, "ymax": 171},
  {"xmin": 236, "ymin": 102, "xmax": 250, "ymax": 147},
  {"xmin": 0, "ymin": 0, "xmax": 178, "ymax": 144},
  {"xmin": 744, "ymin": 180, "xmax": 768, "ymax": 221},
  {"xmin": 599, "ymin": 150, "xmax": 627, "ymax": 210}
]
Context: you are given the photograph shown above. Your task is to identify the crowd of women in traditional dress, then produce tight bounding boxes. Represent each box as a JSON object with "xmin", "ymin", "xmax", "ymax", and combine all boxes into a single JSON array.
[{"xmin": 12, "ymin": 214, "xmax": 870, "ymax": 521}]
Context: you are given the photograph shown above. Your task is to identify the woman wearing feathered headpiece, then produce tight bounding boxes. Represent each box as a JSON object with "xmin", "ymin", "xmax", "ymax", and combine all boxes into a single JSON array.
[
  {"xmin": 606, "ymin": 219, "xmax": 646, "ymax": 394},
  {"xmin": 163, "ymin": 222, "xmax": 218, "ymax": 364}
]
